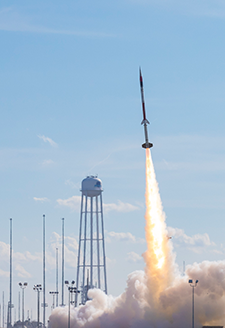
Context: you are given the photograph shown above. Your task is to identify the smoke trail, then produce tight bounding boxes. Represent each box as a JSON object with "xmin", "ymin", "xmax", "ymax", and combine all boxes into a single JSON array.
[{"xmin": 49, "ymin": 149, "xmax": 225, "ymax": 328}]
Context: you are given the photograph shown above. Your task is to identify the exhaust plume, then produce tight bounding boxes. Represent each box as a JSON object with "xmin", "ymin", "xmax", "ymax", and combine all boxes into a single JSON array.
[
  {"xmin": 49, "ymin": 150, "xmax": 225, "ymax": 328},
  {"xmin": 144, "ymin": 149, "xmax": 176, "ymax": 302}
]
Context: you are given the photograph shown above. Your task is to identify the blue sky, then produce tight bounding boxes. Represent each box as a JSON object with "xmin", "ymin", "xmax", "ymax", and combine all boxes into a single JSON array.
[{"xmin": 1, "ymin": 0, "xmax": 225, "ymax": 323}]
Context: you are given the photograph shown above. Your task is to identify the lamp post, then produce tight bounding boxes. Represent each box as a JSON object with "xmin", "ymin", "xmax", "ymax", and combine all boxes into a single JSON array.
[
  {"xmin": 49, "ymin": 292, "xmax": 59, "ymax": 311},
  {"xmin": 65, "ymin": 281, "xmax": 80, "ymax": 328},
  {"xmin": 33, "ymin": 285, "xmax": 42, "ymax": 328},
  {"xmin": 188, "ymin": 279, "xmax": 198, "ymax": 328},
  {"xmin": 18, "ymin": 282, "xmax": 28, "ymax": 328}
]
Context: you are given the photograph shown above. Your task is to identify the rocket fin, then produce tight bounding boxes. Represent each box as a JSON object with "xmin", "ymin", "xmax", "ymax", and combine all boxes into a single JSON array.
[{"xmin": 141, "ymin": 119, "xmax": 150, "ymax": 125}]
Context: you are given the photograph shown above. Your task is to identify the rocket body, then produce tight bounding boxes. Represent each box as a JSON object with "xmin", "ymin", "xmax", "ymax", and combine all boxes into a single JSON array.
[{"xmin": 139, "ymin": 69, "xmax": 153, "ymax": 149}]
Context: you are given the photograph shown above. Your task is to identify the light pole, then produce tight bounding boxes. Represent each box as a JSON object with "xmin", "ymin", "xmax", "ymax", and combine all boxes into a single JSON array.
[
  {"xmin": 49, "ymin": 292, "xmax": 59, "ymax": 311},
  {"xmin": 18, "ymin": 282, "xmax": 28, "ymax": 328},
  {"xmin": 65, "ymin": 281, "xmax": 80, "ymax": 328},
  {"xmin": 56, "ymin": 248, "xmax": 59, "ymax": 307},
  {"xmin": 188, "ymin": 279, "xmax": 198, "ymax": 328},
  {"xmin": 33, "ymin": 285, "xmax": 42, "ymax": 328}
]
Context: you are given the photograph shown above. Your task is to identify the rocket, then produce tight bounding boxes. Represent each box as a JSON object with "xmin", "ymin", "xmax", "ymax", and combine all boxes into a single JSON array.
[{"xmin": 139, "ymin": 68, "xmax": 153, "ymax": 149}]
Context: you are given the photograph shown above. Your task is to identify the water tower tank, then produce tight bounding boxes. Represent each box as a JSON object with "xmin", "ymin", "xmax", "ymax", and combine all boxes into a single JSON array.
[{"xmin": 81, "ymin": 176, "xmax": 103, "ymax": 197}]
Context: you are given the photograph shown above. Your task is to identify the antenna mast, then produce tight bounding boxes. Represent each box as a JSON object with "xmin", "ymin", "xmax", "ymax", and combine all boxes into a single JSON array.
[
  {"xmin": 43, "ymin": 214, "xmax": 46, "ymax": 327},
  {"xmin": 56, "ymin": 248, "xmax": 59, "ymax": 307},
  {"xmin": 61, "ymin": 218, "xmax": 65, "ymax": 306},
  {"xmin": 9, "ymin": 218, "xmax": 12, "ymax": 328}
]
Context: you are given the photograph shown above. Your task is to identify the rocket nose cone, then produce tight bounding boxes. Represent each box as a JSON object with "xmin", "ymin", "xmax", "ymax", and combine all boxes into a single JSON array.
[{"xmin": 139, "ymin": 68, "xmax": 143, "ymax": 86}]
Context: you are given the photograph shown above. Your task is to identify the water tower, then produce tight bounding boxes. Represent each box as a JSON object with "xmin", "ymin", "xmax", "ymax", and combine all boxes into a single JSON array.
[{"xmin": 75, "ymin": 176, "xmax": 107, "ymax": 306}]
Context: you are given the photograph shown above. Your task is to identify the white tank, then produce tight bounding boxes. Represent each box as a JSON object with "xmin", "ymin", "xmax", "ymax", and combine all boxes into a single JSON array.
[{"xmin": 81, "ymin": 176, "xmax": 103, "ymax": 197}]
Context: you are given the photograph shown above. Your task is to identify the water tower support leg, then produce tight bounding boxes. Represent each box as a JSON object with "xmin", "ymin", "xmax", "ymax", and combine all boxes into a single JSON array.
[{"xmin": 96, "ymin": 196, "xmax": 101, "ymax": 289}]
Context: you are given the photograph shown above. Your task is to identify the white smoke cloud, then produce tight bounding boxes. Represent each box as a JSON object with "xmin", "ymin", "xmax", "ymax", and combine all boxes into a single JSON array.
[
  {"xmin": 49, "ymin": 260, "xmax": 225, "ymax": 328},
  {"xmin": 49, "ymin": 270, "xmax": 148, "ymax": 328},
  {"xmin": 168, "ymin": 227, "xmax": 215, "ymax": 253},
  {"xmin": 38, "ymin": 135, "xmax": 58, "ymax": 147}
]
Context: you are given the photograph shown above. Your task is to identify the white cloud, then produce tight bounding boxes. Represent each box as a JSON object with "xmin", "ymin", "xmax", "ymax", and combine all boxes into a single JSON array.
[
  {"xmin": 107, "ymin": 231, "xmax": 145, "ymax": 244},
  {"xmin": 104, "ymin": 200, "xmax": 139, "ymax": 213},
  {"xmin": 0, "ymin": 269, "xmax": 9, "ymax": 277},
  {"xmin": 56, "ymin": 196, "xmax": 81, "ymax": 211},
  {"xmin": 129, "ymin": 0, "xmax": 225, "ymax": 18},
  {"xmin": 211, "ymin": 249, "xmax": 223, "ymax": 255},
  {"xmin": 56, "ymin": 196, "xmax": 139, "ymax": 213},
  {"xmin": 38, "ymin": 135, "xmax": 57, "ymax": 148},
  {"xmin": 126, "ymin": 252, "xmax": 143, "ymax": 263},
  {"xmin": 0, "ymin": 241, "xmax": 41, "ymax": 278},
  {"xmin": 168, "ymin": 226, "xmax": 215, "ymax": 253},
  {"xmin": 0, "ymin": 241, "xmax": 10, "ymax": 258},
  {"xmin": 33, "ymin": 197, "xmax": 50, "ymax": 202},
  {"xmin": 65, "ymin": 180, "xmax": 79, "ymax": 189},
  {"xmin": 106, "ymin": 256, "xmax": 116, "ymax": 267},
  {"xmin": 42, "ymin": 159, "xmax": 54, "ymax": 166},
  {"xmin": 15, "ymin": 264, "xmax": 31, "ymax": 278},
  {"xmin": 0, "ymin": 8, "xmax": 115, "ymax": 37},
  {"xmin": 0, "ymin": 232, "xmax": 79, "ymax": 280},
  {"xmin": 49, "ymin": 232, "xmax": 78, "ymax": 269},
  {"xmin": 24, "ymin": 251, "xmax": 41, "ymax": 263},
  {"xmin": 156, "ymin": 135, "xmax": 225, "ymax": 173}
]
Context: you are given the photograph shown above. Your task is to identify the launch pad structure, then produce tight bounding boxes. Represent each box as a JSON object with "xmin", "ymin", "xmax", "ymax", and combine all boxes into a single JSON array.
[{"xmin": 75, "ymin": 176, "xmax": 107, "ymax": 306}]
